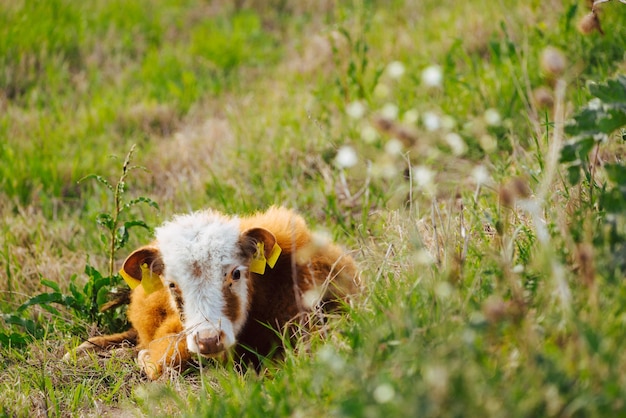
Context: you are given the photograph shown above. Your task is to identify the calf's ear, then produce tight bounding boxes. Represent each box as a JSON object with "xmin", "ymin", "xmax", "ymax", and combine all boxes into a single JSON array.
[
  {"xmin": 120, "ymin": 246, "xmax": 164, "ymax": 289},
  {"xmin": 239, "ymin": 228, "xmax": 277, "ymax": 259}
]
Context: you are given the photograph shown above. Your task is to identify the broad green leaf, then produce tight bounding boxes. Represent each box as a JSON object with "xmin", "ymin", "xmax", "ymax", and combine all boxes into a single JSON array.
[
  {"xmin": 97, "ymin": 286, "xmax": 111, "ymax": 307},
  {"xmin": 565, "ymin": 108, "xmax": 599, "ymax": 136},
  {"xmin": 0, "ymin": 331, "xmax": 32, "ymax": 347},
  {"xmin": 566, "ymin": 164, "xmax": 581, "ymax": 186},
  {"xmin": 605, "ymin": 163, "xmax": 626, "ymax": 185},
  {"xmin": 597, "ymin": 108, "xmax": 626, "ymax": 134},
  {"xmin": 560, "ymin": 137, "xmax": 594, "ymax": 163},
  {"xmin": 16, "ymin": 292, "xmax": 64, "ymax": 313},
  {"xmin": 84, "ymin": 264, "xmax": 103, "ymax": 281},
  {"xmin": 588, "ymin": 75, "xmax": 626, "ymax": 107},
  {"xmin": 1, "ymin": 314, "xmax": 44, "ymax": 338},
  {"xmin": 600, "ymin": 188, "xmax": 626, "ymax": 213}
]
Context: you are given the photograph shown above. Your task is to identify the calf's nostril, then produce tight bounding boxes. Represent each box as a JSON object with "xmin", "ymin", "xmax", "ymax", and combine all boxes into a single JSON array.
[{"xmin": 194, "ymin": 330, "xmax": 225, "ymax": 355}]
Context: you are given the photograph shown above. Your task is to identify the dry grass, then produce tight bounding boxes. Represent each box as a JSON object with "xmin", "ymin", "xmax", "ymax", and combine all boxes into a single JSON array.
[{"xmin": 0, "ymin": 202, "xmax": 93, "ymax": 299}]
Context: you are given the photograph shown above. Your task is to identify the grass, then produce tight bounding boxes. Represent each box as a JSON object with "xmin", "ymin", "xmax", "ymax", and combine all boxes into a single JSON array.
[{"xmin": 2, "ymin": 0, "xmax": 626, "ymax": 416}]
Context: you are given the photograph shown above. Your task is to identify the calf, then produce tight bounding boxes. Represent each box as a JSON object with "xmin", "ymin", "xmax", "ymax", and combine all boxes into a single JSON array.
[{"xmin": 65, "ymin": 206, "xmax": 359, "ymax": 379}]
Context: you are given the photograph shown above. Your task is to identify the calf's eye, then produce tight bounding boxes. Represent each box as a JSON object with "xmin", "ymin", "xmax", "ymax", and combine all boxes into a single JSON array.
[{"xmin": 232, "ymin": 268, "xmax": 241, "ymax": 281}]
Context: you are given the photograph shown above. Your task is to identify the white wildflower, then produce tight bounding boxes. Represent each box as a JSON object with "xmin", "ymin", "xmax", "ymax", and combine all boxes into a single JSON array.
[
  {"xmin": 403, "ymin": 108, "xmax": 420, "ymax": 125},
  {"xmin": 479, "ymin": 134, "xmax": 497, "ymax": 153},
  {"xmin": 372, "ymin": 162, "xmax": 399, "ymax": 179},
  {"xmin": 472, "ymin": 165, "xmax": 490, "ymax": 186},
  {"xmin": 412, "ymin": 165, "xmax": 435, "ymax": 190},
  {"xmin": 421, "ymin": 65, "xmax": 443, "ymax": 88},
  {"xmin": 424, "ymin": 365, "xmax": 448, "ymax": 395},
  {"xmin": 335, "ymin": 145, "xmax": 358, "ymax": 168},
  {"xmin": 317, "ymin": 346, "xmax": 345, "ymax": 373},
  {"xmin": 435, "ymin": 282, "xmax": 453, "ymax": 299},
  {"xmin": 415, "ymin": 248, "xmax": 434, "ymax": 265},
  {"xmin": 444, "ymin": 132, "xmax": 467, "ymax": 156},
  {"xmin": 386, "ymin": 61, "xmax": 405, "ymax": 79},
  {"xmin": 361, "ymin": 125, "xmax": 378, "ymax": 144},
  {"xmin": 512, "ymin": 264, "xmax": 524, "ymax": 274},
  {"xmin": 422, "ymin": 111, "xmax": 441, "ymax": 131},
  {"xmin": 462, "ymin": 328, "xmax": 476, "ymax": 344},
  {"xmin": 384, "ymin": 138, "xmax": 404, "ymax": 156},
  {"xmin": 484, "ymin": 108, "xmax": 502, "ymax": 126},
  {"xmin": 441, "ymin": 114, "xmax": 457, "ymax": 131},
  {"xmin": 374, "ymin": 83, "xmax": 391, "ymax": 99},
  {"xmin": 373, "ymin": 383, "xmax": 395, "ymax": 404},
  {"xmin": 380, "ymin": 103, "xmax": 399, "ymax": 120},
  {"xmin": 346, "ymin": 101, "xmax": 366, "ymax": 119},
  {"xmin": 469, "ymin": 311, "xmax": 486, "ymax": 325}
]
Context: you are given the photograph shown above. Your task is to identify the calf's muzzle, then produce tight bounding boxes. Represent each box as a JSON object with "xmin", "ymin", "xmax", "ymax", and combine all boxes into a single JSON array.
[{"xmin": 194, "ymin": 329, "xmax": 226, "ymax": 356}]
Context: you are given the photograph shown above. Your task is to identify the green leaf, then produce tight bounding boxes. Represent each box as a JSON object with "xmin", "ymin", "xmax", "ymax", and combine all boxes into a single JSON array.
[
  {"xmin": 560, "ymin": 137, "xmax": 595, "ymax": 163},
  {"xmin": 600, "ymin": 188, "xmax": 626, "ymax": 213},
  {"xmin": 69, "ymin": 275, "xmax": 85, "ymax": 304},
  {"xmin": 96, "ymin": 213, "xmax": 114, "ymax": 230},
  {"xmin": 588, "ymin": 75, "xmax": 626, "ymax": 107},
  {"xmin": 79, "ymin": 174, "xmax": 114, "ymax": 191},
  {"xmin": 123, "ymin": 196, "xmax": 160, "ymax": 211},
  {"xmin": 0, "ymin": 331, "xmax": 32, "ymax": 347},
  {"xmin": 115, "ymin": 225, "xmax": 129, "ymax": 249},
  {"xmin": 565, "ymin": 108, "xmax": 598, "ymax": 136},
  {"xmin": 16, "ymin": 292, "xmax": 64, "ymax": 313},
  {"xmin": 97, "ymin": 286, "xmax": 111, "ymax": 307},
  {"xmin": 40, "ymin": 279, "xmax": 60, "ymax": 292},
  {"xmin": 1, "ymin": 314, "xmax": 44, "ymax": 338},
  {"xmin": 597, "ymin": 108, "xmax": 626, "ymax": 134},
  {"xmin": 124, "ymin": 219, "xmax": 149, "ymax": 231},
  {"xmin": 566, "ymin": 164, "xmax": 581, "ymax": 186},
  {"xmin": 95, "ymin": 276, "xmax": 111, "ymax": 290},
  {"xmin": 605, "ymin": 163, "xmax": 626, "ymax": 185},
  {"xmin": 84, "ymin": 264, "xmax": 103, "ymax": 281},
  {"xmin": 560, "ymin": 142, "xmax": 579, "ymax": 163}
]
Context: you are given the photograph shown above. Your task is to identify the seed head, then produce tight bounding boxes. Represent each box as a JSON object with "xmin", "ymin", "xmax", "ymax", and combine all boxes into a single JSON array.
[
  {"xmin": 577, "ymin": 11, "xmax": 604, "ymax": 35},
  {"xmin": 532, "ymin": 87, "xmax": 554, "ymax": 109},
  {"xmin": 540, "ymin": 46, "xmax": 567, "ymax": 78}
]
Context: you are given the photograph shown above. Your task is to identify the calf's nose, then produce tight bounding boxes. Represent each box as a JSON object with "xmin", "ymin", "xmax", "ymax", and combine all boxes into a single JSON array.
[{"xmin": 194, "ymin": 330, "xmax": 226, "ymax": 356}]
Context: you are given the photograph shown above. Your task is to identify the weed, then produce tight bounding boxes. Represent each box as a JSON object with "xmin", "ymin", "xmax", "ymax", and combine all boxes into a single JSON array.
[{"xmin": 1, "ymin": 146, "xmax": 158, "ymax": 347}]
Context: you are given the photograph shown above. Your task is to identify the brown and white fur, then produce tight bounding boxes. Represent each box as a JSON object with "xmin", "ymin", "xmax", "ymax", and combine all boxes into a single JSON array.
[{"xmin": 65, "ymin": 206, "xmax": 359, "ymax": 379}]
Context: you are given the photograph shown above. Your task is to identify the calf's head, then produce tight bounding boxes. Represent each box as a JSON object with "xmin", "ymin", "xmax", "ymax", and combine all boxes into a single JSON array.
[{"xmin": 121, "ymin": 211, "xmax": 277, "ymax": 357}]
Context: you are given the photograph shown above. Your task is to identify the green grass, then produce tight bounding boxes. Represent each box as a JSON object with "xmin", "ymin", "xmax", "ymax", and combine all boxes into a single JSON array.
[{"xmin": 2, "ymin": 0, "xmax": 626, "ymax": 416}]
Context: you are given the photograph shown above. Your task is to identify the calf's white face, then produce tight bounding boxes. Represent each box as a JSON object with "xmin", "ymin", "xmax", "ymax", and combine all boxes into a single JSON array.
[
  {"xmin": 154, "ymin": 211, "xmax": 251, "ymax": 356},
  {"xmin": 121, "ymin": 210, "xmax": 278, "ymax": 358}
]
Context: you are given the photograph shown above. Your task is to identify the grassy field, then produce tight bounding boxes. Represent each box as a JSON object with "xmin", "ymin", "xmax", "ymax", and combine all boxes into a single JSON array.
[{"xmin": 2, "ymin": 0, "xmax": 626, "ymax": 416}]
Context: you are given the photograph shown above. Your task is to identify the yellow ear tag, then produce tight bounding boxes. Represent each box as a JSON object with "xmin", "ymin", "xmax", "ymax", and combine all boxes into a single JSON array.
[
  {"xmin": 249, "ymin": 242, "xmax": 267, "ymax": 275},
  {"xmin": 266, "ymin": 243, "xmax": 281, "ymax": 269},
  {"xmin": 120, "ymin": 268, "xmax": 141, "ymax": 290},
  {"xmin": 140, "ymin": 263, "xmax": 163, "ymax": 295}
]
